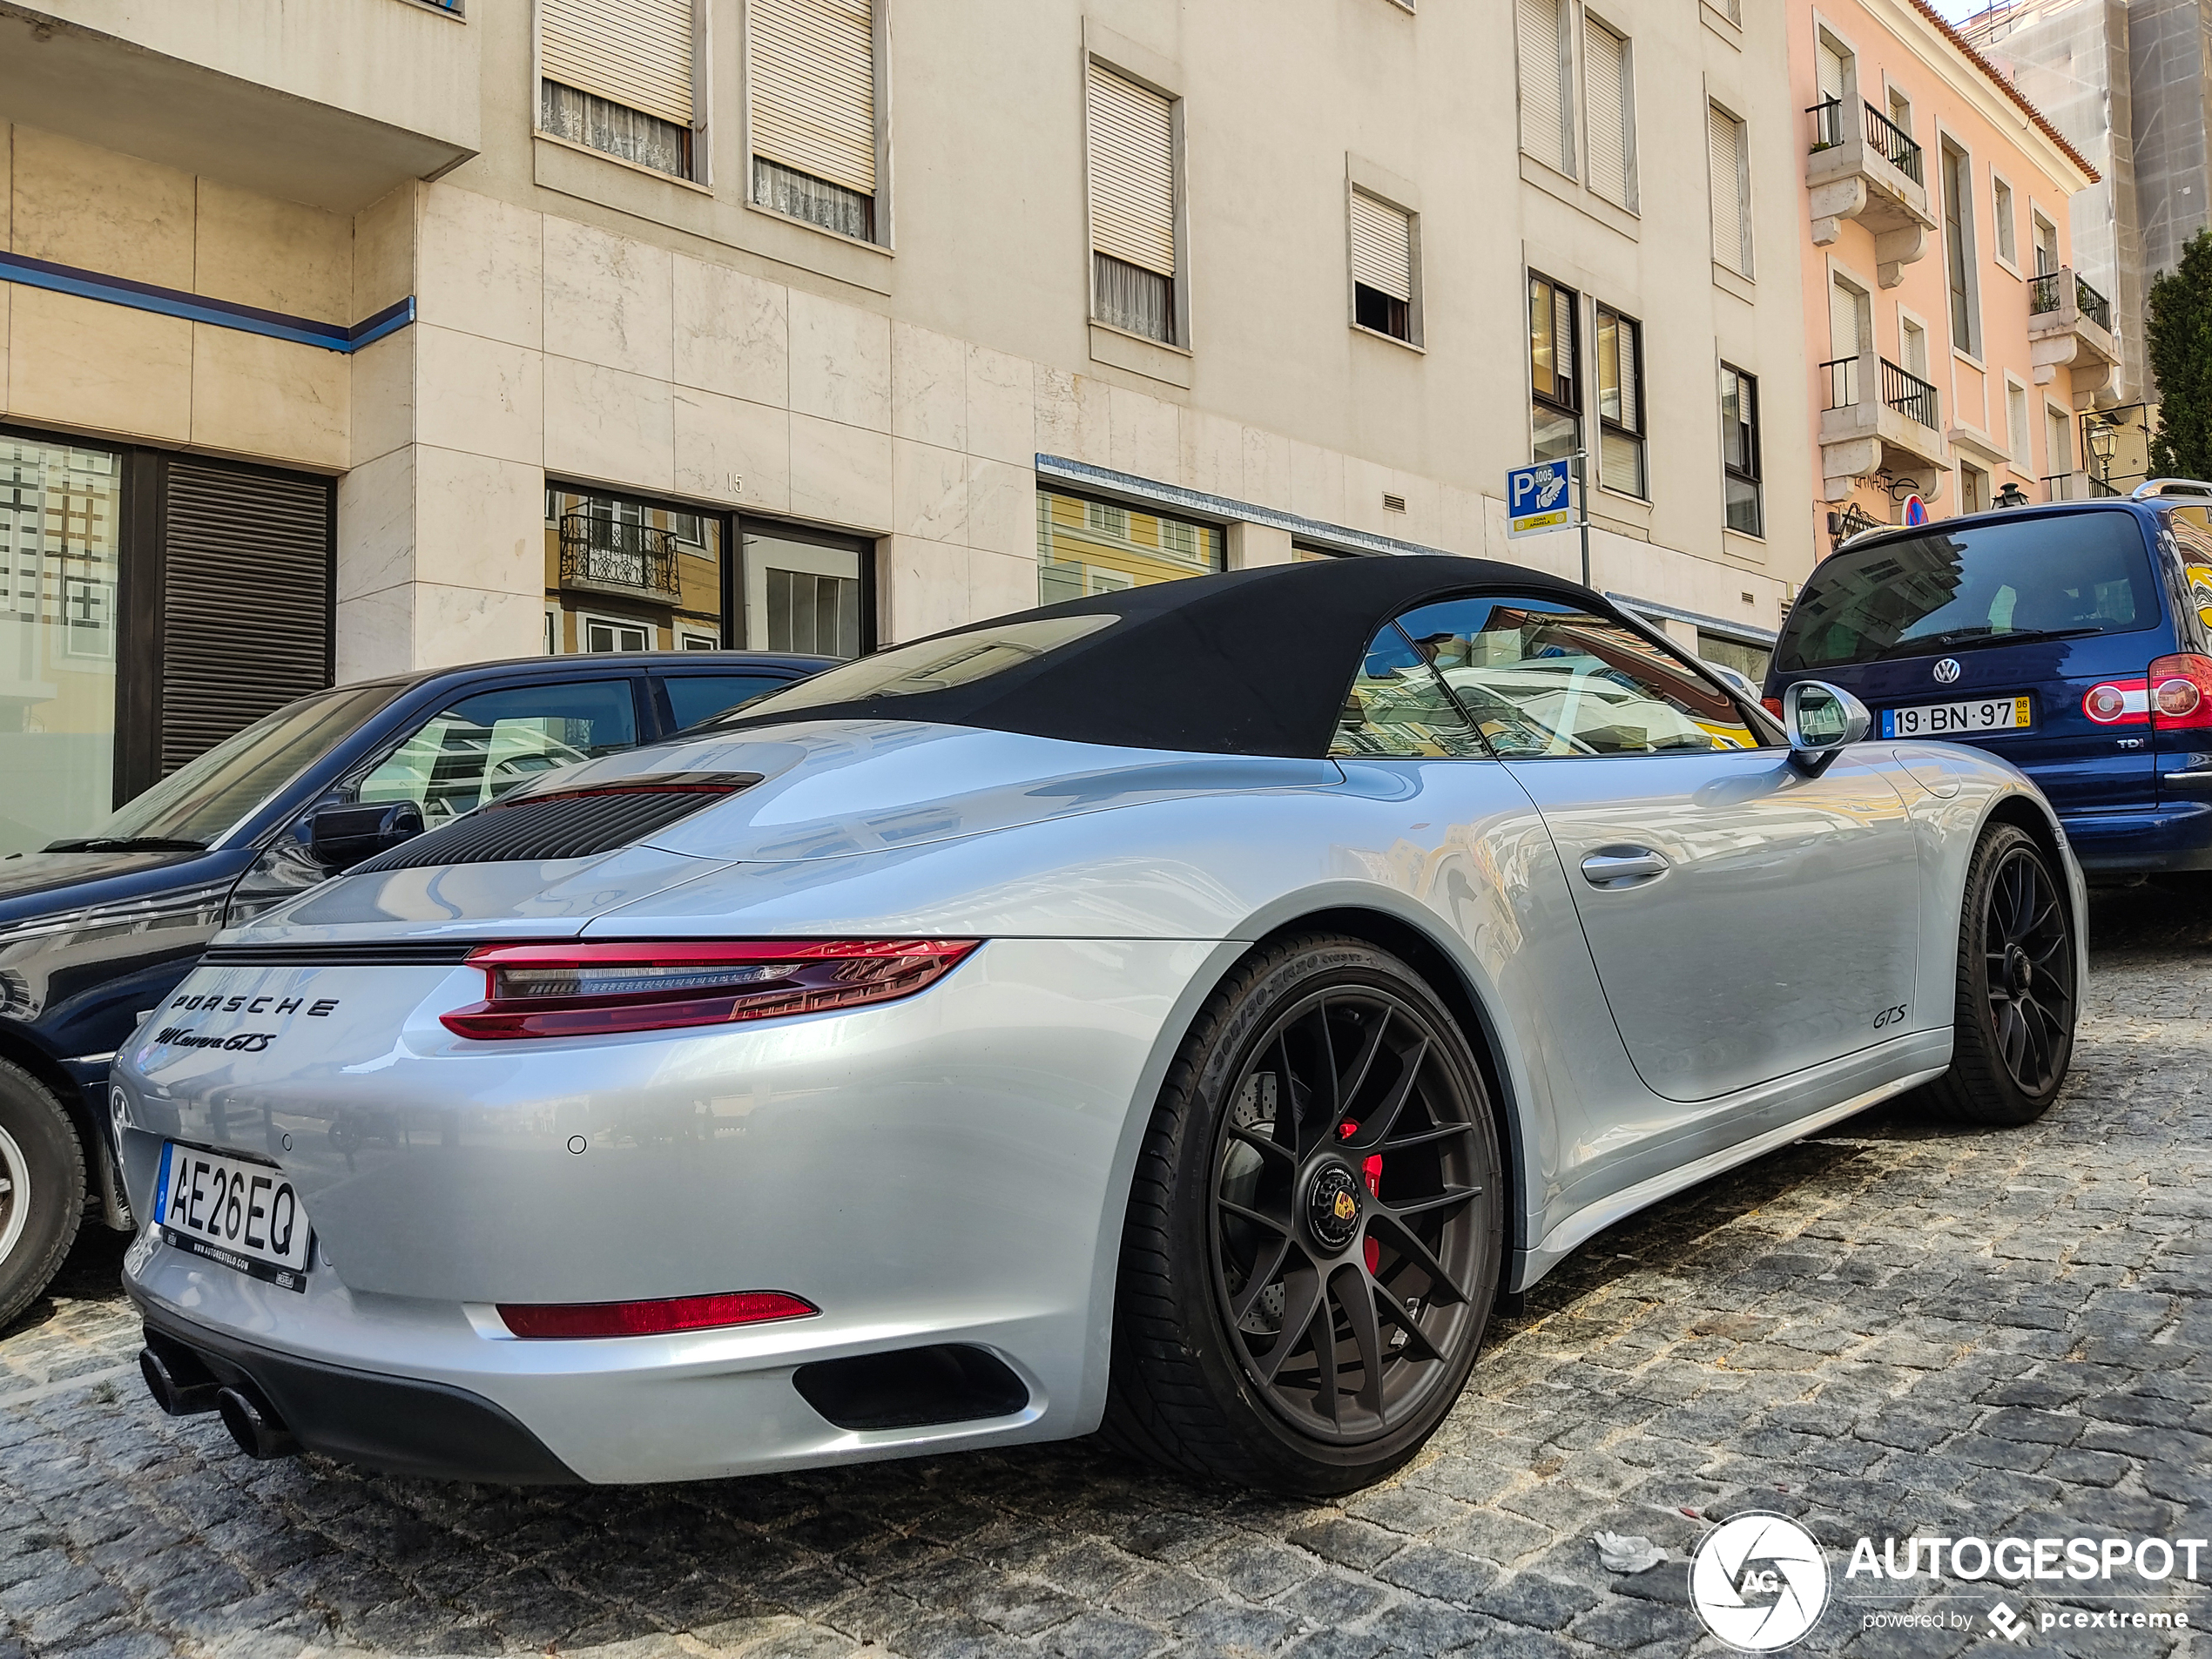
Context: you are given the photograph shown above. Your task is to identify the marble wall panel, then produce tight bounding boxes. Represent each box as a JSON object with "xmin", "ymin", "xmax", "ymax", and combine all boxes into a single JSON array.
[
  {"xmin": 543, "ymin": 218, "xmax": 673, "ymax": 380},
  {"xmin": 672, "ymin": 256, "xmax": 788, "ymax": 406}
]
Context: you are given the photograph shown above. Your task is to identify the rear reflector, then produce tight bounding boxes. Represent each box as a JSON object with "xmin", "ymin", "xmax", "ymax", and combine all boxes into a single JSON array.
[
  {"xmin": 497, "ymin": 1291, "xmax": 817, "ymax": 1339},
  {"xmin": 440, "ymin": 939, "xmax": 979, "ymax": 1039},
  {"xmin": 2083, "ymin": 678, "xmax": 2150, "ymax": 725},
  {"xmin": 2148, "ymin": 653, "xmax": 2212, "ymax": 730}
]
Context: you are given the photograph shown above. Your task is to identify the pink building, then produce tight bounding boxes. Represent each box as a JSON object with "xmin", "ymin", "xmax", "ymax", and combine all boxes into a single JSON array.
[{"xmin": 1791, "ymin": 0, "xmax": 2113, "ymax": 557}]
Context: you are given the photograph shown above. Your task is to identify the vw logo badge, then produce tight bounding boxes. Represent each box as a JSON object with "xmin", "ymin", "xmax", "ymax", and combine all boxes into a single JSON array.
[{"xmin": 1932, "ymin": 658, "xmax": 1962, "ymax": 685}]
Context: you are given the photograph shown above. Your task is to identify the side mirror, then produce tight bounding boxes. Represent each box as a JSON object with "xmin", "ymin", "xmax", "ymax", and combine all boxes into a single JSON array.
[
  {"xmin": 307, "ymin": 801, "xmax": 425, "ymax": 873},
  {"xmin": 1782, "ymin": 680, "xmax": 1872, "ymax": 775}
]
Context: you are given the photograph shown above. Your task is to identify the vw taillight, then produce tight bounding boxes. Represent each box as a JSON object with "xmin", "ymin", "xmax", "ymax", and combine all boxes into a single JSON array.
[
  {"xmin": 2148, "ymin": 653, "xmax": 2212, "ymax": 730},
  {"xmin": 440, "ymin": 939, "xmax": 980, "ymax": 1040}
]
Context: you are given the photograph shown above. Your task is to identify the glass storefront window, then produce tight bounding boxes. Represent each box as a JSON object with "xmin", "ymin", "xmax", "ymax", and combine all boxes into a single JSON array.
[
  {"xmin": 0, "ymin": 439, "xmax": 121, "ymax": 854},
  {"xmin": 1036, "ymin": 489, "xmax": 1224, "ymax": 604},
  {"xmin": 740, "ymin": 529, "xmax": 865, "ymax": 658},
  {"xmin": 544, "ymin": 487, "xmax": 725, "ymax": 654}
]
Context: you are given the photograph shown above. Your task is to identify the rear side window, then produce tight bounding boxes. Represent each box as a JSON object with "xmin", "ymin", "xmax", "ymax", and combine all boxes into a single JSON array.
[{"xmin": 1777, "ymin": 512, "xmax": 2160, "ymax": 672}]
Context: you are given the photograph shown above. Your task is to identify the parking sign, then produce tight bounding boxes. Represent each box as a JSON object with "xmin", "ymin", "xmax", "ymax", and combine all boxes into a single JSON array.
[{"xmin": 1506, "ymin": 460, "xmax": 1575, "ymax": 539}]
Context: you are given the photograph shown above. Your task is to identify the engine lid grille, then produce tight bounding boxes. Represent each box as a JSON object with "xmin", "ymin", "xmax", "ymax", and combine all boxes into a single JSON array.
[{"xmin": 347, "ymin": 774, "xmax": 759, "ymax": 873}]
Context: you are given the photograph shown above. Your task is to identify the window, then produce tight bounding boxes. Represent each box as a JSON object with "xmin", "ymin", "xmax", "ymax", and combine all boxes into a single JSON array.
[
  {"xmin": 1993, "ymin": 174, "xmax": 2017, "ymax": 266},
  {"xmin": 1721, "ymin": 364, "xmax": 1763, "ymax": 536},
  {"xmin": 540, "ymin": 0, "xmax": 698, "ymax": 179},
  {"xmin": 2047, "ymin": 403, "xmax": 2074, "ymax": 481},
  {"xmin": 353, "ymin": 680, "xmax": 640, "ymax": 826},
  {"xmin": 662, "ymin": 672, "xmax": 799, "ymax": 730},
  {"xmin": 1887, "ymin": 85, "xmax": 1912, "ymax": 135},
  {"xmin": 1595, "ymin": 305, "xmax": 1644, "ymax": 497},
  {"xmin": 1345, "ymin": 596, "xmax": 1764, "ymax": 759},
  {"xmin": 1528, "ymin": 273, "xmax": 1580, "ymax": 465},
  {"xmin": 1518, "ymin": 0, "xmax": 1573, "ymax": 176},
  {"xmin": 1350, "ymin": 190, "xmax": 1418, "ymax": 343},
  {"xmin": 741, "ymin": 527, "xmax": 867, "ymax": 658},
  {"xmin": 2033, "ymin": 211, "xmax": 2059, "ymax": 275},
  {"xmin": 1941, "ymin": 139, "xmax": 1979, "ymax": 354},
  {"xmin": 2007, "ymin": 381, "xmax": 2031, "ymax": 467},
  {"xmin": 1959, "ymin": 462, "xmax": 1990, "ymax": 515},
  {"xmin": 1899, "ymin": 314, "xmax": 1928, "ymax": 378},
  {"xmin": 1814, "ymin": 34, "xmax": 1850, "ymax": 143},
  {"xmin": 1329, "ymin": 622, "xmax": 1489, "ymax": 759},
  {"xmin": 1697, "ymin": 631, "xmax": 1771, "ymax": 685},
  {"xmin": 1583, "ymin": 17, "xmax": 1635, "ymax": 209},
  {"xmin": 547, "ymin": 487, "xmax": 725, "ymax": 656},
  {"xmin": 749, "ymin": 0, "xmax": 880, "ymax": 240},
  {"xmin": 1088, "ymin": 63, "xmax": 1180, "ymax": 345},
  {"xmin": 1037, "ymin": 488, "xmax": 1222, "ymax": 604},
  {"xmin": 1708, "ymin": 103, "xmax": 1751, "ymax": 275}
]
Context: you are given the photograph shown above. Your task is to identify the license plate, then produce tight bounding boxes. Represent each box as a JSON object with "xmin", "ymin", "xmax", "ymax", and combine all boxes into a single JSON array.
[
  {"xmin": 1880, "ymin": 694, "xmax": 2033, "ymax": 738},
  {"xmin": 152, "ymin": 1142, "xmax": 312, "ymax": 1291}
]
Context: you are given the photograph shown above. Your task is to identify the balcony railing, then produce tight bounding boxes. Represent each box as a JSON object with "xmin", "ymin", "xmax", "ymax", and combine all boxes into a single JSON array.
[
  {"xmin": 1883, "ymin": 357, "xmax": 1938, "ymax": 428},
  {"xmin": 1808, "ymin": 97, "xmax": 1844, "ymax": 152},
  {"xmin": 2044, "ymin": 472, "xmax": 2120, "ymax": 502},
  {"xmin": 1820, "ymin": 354, "xmax": 1939, "ymax": 429},
  {"xmin": 2074, "ymin": 273, "xmax": 2112, "ymax": 331},
  {"xmin": 558, "ymin": 514, "xmax": 680, "ymax": 597},
  {"xmin": 1863, "ymin": 103, "xmax": 1924, "ymax": 183},
  {"xmin": 2028, "ymin": 270, "xmax": 2061, "ymax": 314},
  {"xmin": 2029, "ymin": 267, "xmax": 2114, "ymax": 334}
]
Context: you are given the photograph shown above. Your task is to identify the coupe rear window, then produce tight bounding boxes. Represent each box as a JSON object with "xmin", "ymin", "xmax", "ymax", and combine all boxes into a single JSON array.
[{"xmin": 1775, "ymin": 513, "xmax": 2159, "ymax": 672}]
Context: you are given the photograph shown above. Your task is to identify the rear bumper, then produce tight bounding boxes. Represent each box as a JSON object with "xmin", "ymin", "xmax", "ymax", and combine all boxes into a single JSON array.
[
  {"xmin": 2060, "ymin": 799, "xmax": 2212, "ymax": 873},
  {"xmin": 136, "ymin": 1300, "xmax": 578, "ymax": 1483}
]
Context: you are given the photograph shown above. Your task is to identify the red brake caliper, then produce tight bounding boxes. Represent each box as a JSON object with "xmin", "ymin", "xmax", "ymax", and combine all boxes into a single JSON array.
[{"xmin": 1340, "ymin": 1123, "xmax": 1383, "ymax": 1272}]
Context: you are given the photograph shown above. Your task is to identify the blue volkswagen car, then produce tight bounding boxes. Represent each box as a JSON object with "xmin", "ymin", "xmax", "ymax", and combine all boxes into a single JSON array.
[
  {"xmin": 1767, "ymin": 485, "xmax": 2212, "ymax": 877},
  {"xmin": 0, "ymin": 650, "xmax": 828, "ymax": 1330}
]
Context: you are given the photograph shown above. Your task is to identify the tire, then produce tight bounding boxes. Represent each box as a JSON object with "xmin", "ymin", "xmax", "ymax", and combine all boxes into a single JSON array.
[
  {"xmin": 0, "ymin": 1060, "xmax": 87, "ymax": 1331},
  {"xmin": 1103, "ymin": 934, "xmax": 1504, "ymax": 1494},
  {"xmin": 1919, "ymin": 823, "xmax": 2077, "ymax": 1127}
]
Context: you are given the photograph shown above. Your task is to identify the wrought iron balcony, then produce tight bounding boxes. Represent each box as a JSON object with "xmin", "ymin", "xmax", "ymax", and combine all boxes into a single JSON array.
[
  {"xmin": 2026, "ymin": 265, "xmax": 2119, "ymax": 400},
  {"xmin": 558, "ymin": 514, "xmax": 680, "ymax": 599},
  {"xmin": 2031, "ymin": 269, "xmax": 2112, "ymax": 333},
  {"xmin": 2043, "ymin": 472, "xmax": 2119, "ymax": 502},
  {"xmin": 1820, "ymin": 355, "xmax": 1939, "ymax": 429},
  {"xmin": 1804, "ymin": 99, "xmax": 1933, "ymax": 285},
  {"xmin": 1818, "ymin": 350, "xmax": 1950, "ymax": 501}
]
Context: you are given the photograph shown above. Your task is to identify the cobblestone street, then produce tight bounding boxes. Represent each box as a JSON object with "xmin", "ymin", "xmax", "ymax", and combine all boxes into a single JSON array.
[{"xmin": 3, "ymin": 888, "xmax": 2207, "ymax": 1659}]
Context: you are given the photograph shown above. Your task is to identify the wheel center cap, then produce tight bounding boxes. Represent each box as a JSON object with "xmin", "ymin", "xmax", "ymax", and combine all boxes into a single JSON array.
[
  {"xmin": 2006, "ymin": 944, "xmax": 2033, "ymax": 995},
  {"xmin": 1305, "ymin": 1163, "xmax": 1364, "ymax": 1252}
]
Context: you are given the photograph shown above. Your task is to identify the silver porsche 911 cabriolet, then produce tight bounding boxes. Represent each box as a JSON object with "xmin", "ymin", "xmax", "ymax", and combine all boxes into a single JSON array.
[{"xmin": 112, "ymin": 555, "xmax": 2081, "ymax": 1494}]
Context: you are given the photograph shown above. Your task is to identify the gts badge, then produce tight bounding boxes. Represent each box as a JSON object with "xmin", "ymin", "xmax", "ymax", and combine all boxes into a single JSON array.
[
  {"xmin": 1872, "ymin": 1003, "xmax": 1909, "ymax": 1030},
  {"xmin": 154, "ymin": 1028, "xmax": 275, "ymax": 1053}
]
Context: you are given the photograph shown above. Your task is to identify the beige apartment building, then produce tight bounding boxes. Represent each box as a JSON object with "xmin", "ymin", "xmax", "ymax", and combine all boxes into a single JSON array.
[{"xmin": 0, "ymin": 0, "xmax": 1815, "ymax": 848}]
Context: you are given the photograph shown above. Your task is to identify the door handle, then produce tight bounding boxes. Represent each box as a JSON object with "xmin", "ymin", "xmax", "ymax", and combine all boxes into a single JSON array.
[{"xmin": 1581, "ymin": 847, "xmax": 1669, "ymax": 888}]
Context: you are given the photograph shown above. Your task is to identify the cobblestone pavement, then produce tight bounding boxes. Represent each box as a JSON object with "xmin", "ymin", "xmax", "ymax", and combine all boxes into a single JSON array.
[{"xmin": 3, "ymin": 889, "xmax": 2208, "ymax": 1659}]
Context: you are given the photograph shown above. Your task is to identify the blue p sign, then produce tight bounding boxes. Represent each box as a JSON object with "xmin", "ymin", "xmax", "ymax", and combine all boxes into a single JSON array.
[{"xmin": 1507, "ymin": 462, "xmax": 1573, "ymax": 538}]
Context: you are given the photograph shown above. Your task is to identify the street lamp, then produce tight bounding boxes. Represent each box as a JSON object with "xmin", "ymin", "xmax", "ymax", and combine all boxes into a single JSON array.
[
  {"xmin": 1994, "ymin": 482, "xmax": 2030, "ymax": 509},
  {"xmin": 2087, "ymin": 419, "xmax": 2118, "ymax": 486}
]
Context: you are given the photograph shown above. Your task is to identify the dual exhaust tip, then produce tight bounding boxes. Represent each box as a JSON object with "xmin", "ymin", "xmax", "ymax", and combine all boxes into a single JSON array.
[{"xmin": 138, "ymin": 1343, "xmax": 298, "ymax": 1460}]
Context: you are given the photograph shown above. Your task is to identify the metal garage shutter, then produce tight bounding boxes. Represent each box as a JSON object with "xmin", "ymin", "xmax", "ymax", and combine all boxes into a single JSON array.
[
  {"xmin": 1349, "ymin": 192, "xmax": 1413, "ymax": 303},
  {"xmin": 1583, "ymin": 20, "xmax": 1631, "ymax": 209},
  {"xmin": 750, "ymin": 0, "xmax": 876, "ymax": 194},
  {"xmin": 159, "ymin": 461, "xmax": 332, "ymax": 776},
  {"xmin": 1518, "ymin": 0, "xmax": 1570, "ymax": 176},
  {"xmin": 1088, "ymin": 64, "xmax": 1176, "ymax": 277}
]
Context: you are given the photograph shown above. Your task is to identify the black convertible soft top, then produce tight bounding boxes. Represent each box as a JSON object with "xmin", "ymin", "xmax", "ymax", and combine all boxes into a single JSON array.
[{"xmin": 708, "ymin": 554, "xmax": 1600, "ymax": 759}]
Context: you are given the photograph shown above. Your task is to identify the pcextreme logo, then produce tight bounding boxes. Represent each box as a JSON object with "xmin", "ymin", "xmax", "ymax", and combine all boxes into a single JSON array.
[{"xmin": 1691, "ymin": 1514, "xmax": 1831, "ymax": 1651}]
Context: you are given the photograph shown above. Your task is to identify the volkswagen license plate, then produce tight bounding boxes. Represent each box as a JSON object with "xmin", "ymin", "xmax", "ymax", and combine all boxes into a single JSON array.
[
  {"xmin": 1880, "ymin": 694, "xmax": 2033, "ymax": 738},
  {"xmin": 152, "ymin": 1142, "xmax": 312, "ymax": 1291}
]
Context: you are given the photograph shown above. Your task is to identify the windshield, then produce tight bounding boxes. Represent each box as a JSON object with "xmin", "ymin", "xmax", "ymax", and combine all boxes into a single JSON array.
[
  {"xmin": 693, "ymin": 614, "xmax": 1119, "ymax": 729},
  {"xmin": 64, "ymin": 682, "xmax": 401, "ymax": 850},
  {"xmin": 1775, "ymin": 513, "xmax": 2158, "ymax": 673}
]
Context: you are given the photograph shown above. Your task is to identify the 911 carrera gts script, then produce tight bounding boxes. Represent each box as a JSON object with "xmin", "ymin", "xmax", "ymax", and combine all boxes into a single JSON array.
[{"xmin": 153, "ymin": 1027, "xmax": 276, "ymax": 1052}]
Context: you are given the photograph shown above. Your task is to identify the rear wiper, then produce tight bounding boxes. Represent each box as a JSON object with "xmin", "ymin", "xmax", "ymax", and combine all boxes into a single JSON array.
[
  {"xmin": 41, "ymin": 835, "xmax": 207, "ymax": 853},
  {"xmin": 1878, "ymin": 625, "xmax": 2101, "ymax": 661}
]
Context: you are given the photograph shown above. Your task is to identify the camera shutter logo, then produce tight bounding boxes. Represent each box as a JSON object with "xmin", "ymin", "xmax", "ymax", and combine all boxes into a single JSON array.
[
  {"xmin": 1690, "ymin": 1513, "xmax": 1830, "ymax": 1651},
  {"xmin": 1933, "ymin": 657, "xmax": 1963, "ymax": 685}
]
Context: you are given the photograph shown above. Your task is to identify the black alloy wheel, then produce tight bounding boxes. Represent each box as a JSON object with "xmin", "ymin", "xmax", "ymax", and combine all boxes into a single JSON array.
[
  {"xmin": 1104, "ymin": 935, "xmax": 1503, "ymax": 1494},
  {"xmin": 1922, "ymin": 822, "xmax": 2076, "ymax": 1126}
]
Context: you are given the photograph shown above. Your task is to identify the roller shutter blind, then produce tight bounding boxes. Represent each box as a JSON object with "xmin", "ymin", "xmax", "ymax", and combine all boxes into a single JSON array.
[
  {"xmin": 1349, "ymin": 192, "xmax": 1413, "ymax": 303},
  {"xmin": 1709, "ymin": 103, "xmax": 1750, "ymax": 273},
  {"xmin": 1088, "ymin": 64, "xmax": 1176, "ymax": 277},
  {"xmin": 1584, "ymin": 20, "xmax": 1631, "ymax": 208},
  {"xmin": 541, "ymin": 0, "xmax": 696, "ymax": 127},
  {"xmin": 749, "ymin": 0, "xmax": 877, "ymax": 194},
  {"xmin": 1518, "ymin": 0, "xmax": 1570, "ymax": 176},
  {"xmin": 158, "ymin": 461, "xmax": 333, "ymax": 777},
  {"xmin": 1817, "ymin": 39, "xmax": 1846, "ymax": 105}
]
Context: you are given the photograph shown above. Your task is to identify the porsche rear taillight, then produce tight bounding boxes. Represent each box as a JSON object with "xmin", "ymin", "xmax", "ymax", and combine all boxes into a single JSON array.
[
  {"xmin": 497, "ymin": 1290, "xmax": 817, "ymax": 1339},
  {"xmin": 2148, "ymin": 653, "xmax": 2212, "ymax": 730},
  {"xmin": 439, "ymin": 939, "xmax": 980, "ymax": 1040}
]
